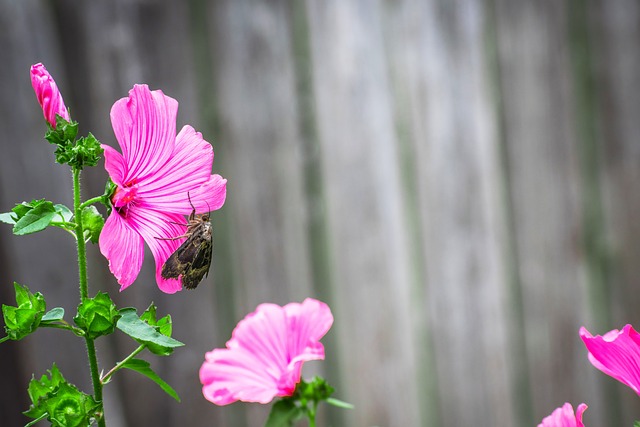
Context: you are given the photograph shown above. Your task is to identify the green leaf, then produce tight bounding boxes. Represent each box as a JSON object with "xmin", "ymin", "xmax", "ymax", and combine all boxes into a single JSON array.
[
  {"xmin": 41, "ymin": 308, "xmax": 65, "ymax": 323},
  {"xmin": 264, "ymin": 399, "xmax": 303, "ymax": 427},
  {"xmin": 13, "ymin": 200, "xmax": 56, "ymax": 235},
  {"xmin": 0, "ymin": 211, "xmax": 17, "ymax": 225},
  {"xmin": 74, "ymin": 292, "xmax": 120, "ymax": 339},
  {"xmin": 139, "ymin": 304, "xmax": 175, "ymax": 355},
  {"xmin": 121, "ymin": 358, "xmax": 181, "ymax": 402},
  {"xmin": 54, "ymin": 204, "xmax": 73, "ymax": 223},
  {"xmin": 81, "ymin": 205, "xmax": 104, "ymax": 243},
  {"xmin": 2, "ymin": 283, "xmax": 46, "ymax": 340},
  {"xmin": 116, "ymin": 308, "xmax": 184, "ymax": 355}
]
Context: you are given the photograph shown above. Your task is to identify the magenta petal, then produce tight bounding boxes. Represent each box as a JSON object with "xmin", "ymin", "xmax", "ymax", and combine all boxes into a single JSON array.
[
  {"xmin": 138, "ymin": 125, "xmax": 227, "ymax": 215},
  {"xmin": 102, "ymin": 144, "xmax": 128, "ymax": 187},
  {"xmin": 110, "ymin": 85, "xmax": 177, "ymax": 184},
  {"xmin": 187, "ymin": 174, "xmax": 227, "ymax": 213},
  {"xmin": 537, "ymin": 402, "xmax": 588, "ymax": 427},
  {"xmin": 199, "ymin": 298, "xmax": 334, "ymax": 406},
  {"xmin": 30, "ymin": 63, "xmax": 70, "ymax": 127},
  {"xmin": 98, "ymin": 212, "xmax": 144, "ymax": 290},
  {"xmin": 127, "ymin": 208, "xmax": 188, "ymax": 294},
  {"xmin": 580, "ymin": 324, "xmax": 640, "ymax": 395}
]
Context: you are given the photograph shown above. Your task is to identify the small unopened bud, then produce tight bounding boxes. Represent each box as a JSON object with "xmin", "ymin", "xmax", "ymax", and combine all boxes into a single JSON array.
[{"xmin": 30, "ymin": 63, "xmax": 70, "ymax": 128}]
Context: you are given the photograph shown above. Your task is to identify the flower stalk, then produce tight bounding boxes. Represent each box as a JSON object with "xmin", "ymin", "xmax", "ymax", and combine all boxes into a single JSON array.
[{"xmin": 73, "ymin": 167, "xmax": 106, "ymax": 427}]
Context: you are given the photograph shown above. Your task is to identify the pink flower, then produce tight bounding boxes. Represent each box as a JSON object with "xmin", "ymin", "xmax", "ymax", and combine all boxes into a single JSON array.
[
  {"xmin": 580, "ymin": 324, "xmax": 640, "ymax": 395},
  {"xmin": 538, "ymin": 402, "xmax": 587, "ymax": 427},
  {"xmin": 99, "ymin": 84, "xmax": 226, "ymax": 293},
  {"xmin": 199, "ymin": 298, "xmax": 334, "ymax": 405},
  {"xmin": 30, "ymin": 63, "xmax": 70, "ymax": 128}
]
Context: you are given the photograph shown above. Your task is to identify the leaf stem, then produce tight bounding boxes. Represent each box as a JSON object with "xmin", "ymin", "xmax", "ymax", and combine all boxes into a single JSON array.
[
  {"xmin": 101, "ymin": 344, "xmax": 146, "ymax": 384},
  {"xmin": 73, "ymin": 167, "xmax": 106, "ymax": 427},
  {"xmin": 79, "ymin": 196, "xmax": 105, "ymax": 210},
  {"xmin": 39, "ymin": 322, "xmax": 85, "ymax": 336}
]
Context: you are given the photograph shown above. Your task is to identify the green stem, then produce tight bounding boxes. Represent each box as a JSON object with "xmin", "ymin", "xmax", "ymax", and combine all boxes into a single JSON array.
[
  {"xmin": 73, "ymin": 168, "xmax": 106, "ymax": 427},
  {"xmin": 0, "ymin": 336, "xmax": 10, "ymax": 344},
  {"xmin": 307, "ymin": 402, "xmax": 317, "ymax": 427},
  {"xmin": 101, "ymin": 344, "xmax": 146, "ymax": 384},
  {"xmin": 79, "ymin": 195, "xmax": 104, "ymax": 210}
]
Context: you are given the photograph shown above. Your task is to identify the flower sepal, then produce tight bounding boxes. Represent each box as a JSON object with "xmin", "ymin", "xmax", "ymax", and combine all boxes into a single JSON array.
[
  {"xmin": 1, "ymin": 282, "xmax": 46, "ymax": 341},
  {"xmin": 265, "ymin": 377, "xmax": 352, "ymax": 427},
  {"xmin": 24, "ymin": 364, "xmax": 100, "ymax": 427},
  {"xmin": 73, "ymin": 292, "xmax": 120, "ymax": 339},
  {"xmin": 44, "ymin": 115, "xmax": 78, "ymax": 147}
]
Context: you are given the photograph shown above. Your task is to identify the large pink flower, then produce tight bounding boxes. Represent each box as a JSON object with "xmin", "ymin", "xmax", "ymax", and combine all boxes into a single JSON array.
[
  {"xmin": 30, "ymin": 63, "xmax": 70, "ymax": 128},
  {"xmin": 199, "ymin": 298, "xmax": 334, "ymax": 405},
  {"xmin": 538, "ymin": 403, "xmax": 587, "ymax": 427},
  {"xmin": 99, "ymin": 84, "xmax": 226, "ymax": 293},
  {"xmin": 580, "ymin": 324, "xmax": 640, "ymax": 395}
]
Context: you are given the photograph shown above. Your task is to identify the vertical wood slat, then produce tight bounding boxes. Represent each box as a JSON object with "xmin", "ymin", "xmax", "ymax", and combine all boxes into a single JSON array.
[
  {"xmin": 386, "ymin": 1, "xmax": 515, "ymax": 425},
  {"xmin": 305, "ymin": 1, "xmax": 421, "ymax": 425},
  {"xmin": 493, "ymin": 1, "xmax": 607, "ymax": 424}
]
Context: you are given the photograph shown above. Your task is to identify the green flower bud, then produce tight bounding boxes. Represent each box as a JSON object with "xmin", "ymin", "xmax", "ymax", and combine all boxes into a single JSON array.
[
  {"xmin": 74, "ymin": 292, "xmax": 120, "ymax": 339},
  {"xmin": 2, "ymin": 283, "xmax": 46, "ymax": 340}
]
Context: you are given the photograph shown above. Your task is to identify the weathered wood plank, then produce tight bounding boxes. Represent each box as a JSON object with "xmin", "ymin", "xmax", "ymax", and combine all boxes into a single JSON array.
[
  {"xmin": 383, "ymin": 1, "xmax": 516, "ymax": 425},
  {"xmin": 493, "ymin": 1, "xmax": 605, "ymax": 425},
  {"xmin": 305, "ymin": 1, "xmax": 422, "ymax": 425}
]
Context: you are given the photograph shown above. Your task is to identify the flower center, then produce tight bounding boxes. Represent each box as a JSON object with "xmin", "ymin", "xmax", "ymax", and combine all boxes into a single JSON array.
[{"xmin": 112, "ymin": 182, "xmax": 139, "ymax": 218}]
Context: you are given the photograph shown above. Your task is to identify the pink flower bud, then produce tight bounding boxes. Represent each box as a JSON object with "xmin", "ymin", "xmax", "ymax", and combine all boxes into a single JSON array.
[{"xmin": 30, "ymin": 63, "xmax": 70, "ymax": 128}]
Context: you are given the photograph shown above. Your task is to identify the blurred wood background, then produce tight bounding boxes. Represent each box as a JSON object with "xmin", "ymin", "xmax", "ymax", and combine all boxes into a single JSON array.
[{"xmin": 1, "ymin": 0, "xmax": 639, "ymax": 426}]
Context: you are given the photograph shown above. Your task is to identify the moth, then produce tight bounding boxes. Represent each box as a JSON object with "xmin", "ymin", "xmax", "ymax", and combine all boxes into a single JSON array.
[{"xmin": 159, "ymin": 195, "xmax": 213, "ymax": 289}]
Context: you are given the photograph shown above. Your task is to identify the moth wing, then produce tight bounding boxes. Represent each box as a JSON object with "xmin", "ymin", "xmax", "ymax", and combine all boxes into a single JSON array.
[{"xmin": 180, "ymin": 233, "xmax": 213, "ymax": 289}]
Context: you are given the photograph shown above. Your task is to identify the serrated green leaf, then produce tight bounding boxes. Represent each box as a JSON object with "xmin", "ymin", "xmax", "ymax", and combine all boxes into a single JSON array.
[
  {"xmin": 13, "ymin": 201, "xmax": 56, "ymax": 235},
  {"xmin": 116, "ymin": 308, "xmax": 183, "ymax": 355},
  {"xmin": 0, "ymin": 211, "xmax": 17, "ymax": 225},
  {"xmin": 121, "ymin": 358, "xmax": 180, "ymax": 402},
  {"xmin": 264, "ymin": 399, "xmax": 303, "ymax": 427},
  {"xmin": 139, "ymin": 304, "xmax": 174, "ymax": 354},
  {"xmin": 41, "ymin": 308, "xmax": 65, "ymax": 323}
]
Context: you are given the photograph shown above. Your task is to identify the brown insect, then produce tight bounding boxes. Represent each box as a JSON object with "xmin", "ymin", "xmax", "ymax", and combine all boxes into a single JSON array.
[{"xmin": 159, "ymin": 194, "xmax": 213, "ymax": 289}]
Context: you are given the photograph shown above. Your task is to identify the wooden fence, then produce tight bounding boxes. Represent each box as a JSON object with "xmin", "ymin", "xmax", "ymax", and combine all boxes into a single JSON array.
[{"xmin": 1, "ymin": 1, "xmax": 639, "ymax": 426}]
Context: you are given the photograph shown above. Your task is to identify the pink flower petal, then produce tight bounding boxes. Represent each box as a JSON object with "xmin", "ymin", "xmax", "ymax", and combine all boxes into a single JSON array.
[
  {"xmin": 138, "ymin": 125, "xmax": 227, "ymax": 215},
  {"xmin": 30, "ymin": 63, "xmax": 70, "ymax": 127},
  {"xmin": 580, "ymin": 324, "xmax": 640, "ymax": 395},
  {"xmin": 110, "ymin": 85, "xmax": 177, "ymax": 184},
  {"xmin": 537, "ymin": 402, "xmax": 588, "ymax": 427},
  {"xmin": 127, "ymin": 208, "xmax": 188, "ymax": 294},
  {"xmin": 102, "ymin": 144, "xmax": 128, "ymax": 187},
  {"xmin": 199, "ymin": 298, "xmax": 333, "ymax": 405},
  {"xmin": 98, "ymin": 212, "xmax": 144, "ymax": 290},
  {"xmin": 187, "ymin": 173, "xmax": 227, "ymax": 213}
]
